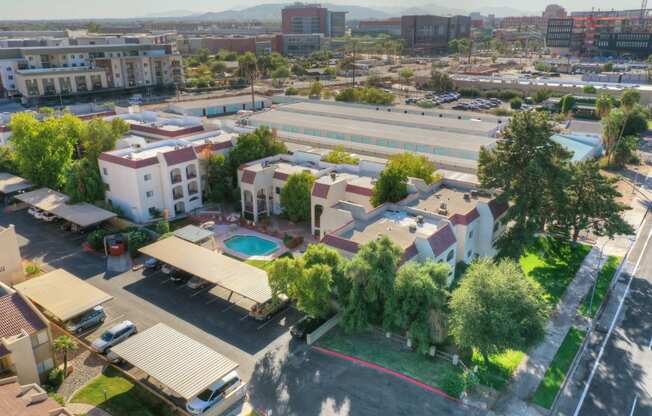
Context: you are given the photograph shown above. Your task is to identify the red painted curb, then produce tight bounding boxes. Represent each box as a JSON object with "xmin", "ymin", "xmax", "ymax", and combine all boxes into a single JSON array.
[{"xmin": 312, "ymin": 346, "xmax": 468, "ymax": 405}]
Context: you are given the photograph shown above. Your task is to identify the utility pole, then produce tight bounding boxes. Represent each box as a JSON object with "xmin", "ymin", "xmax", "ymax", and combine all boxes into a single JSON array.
[{"xmin": 352, "ymin": 41, "xmax": 357, "ymax": 88}]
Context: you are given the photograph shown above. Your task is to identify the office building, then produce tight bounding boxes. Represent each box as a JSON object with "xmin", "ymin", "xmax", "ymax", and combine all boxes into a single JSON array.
[
  {"xmin": 357, "ymin": 18, "xmax": 402, "ymax": 36},
  {"xmin": 401, "ymin": 15, "xmax": 471, "ymax": 52},
  {"xmin": 282, "ymin": 3, "xmax": 347, "ymax": 37}
]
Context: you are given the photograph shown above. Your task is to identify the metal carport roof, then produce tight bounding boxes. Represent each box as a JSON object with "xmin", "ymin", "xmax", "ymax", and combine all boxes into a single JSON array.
[
  {"xmin": 139, "ymin": 236, "xmax": 272, "ymax": 304},
  {"xmin": 14, "ymin": 188, "xmax": 116, "ymax": 228},
  {"xmin": 0, "ymin": 173, "xmax": 32, "ymax": 195},
  {"xmin": 14, "ymin": 269, "xmax": 113, "ymax": 321},
  {"xmin": 109, "ymin": 323, "xmax": 238, "ymax": 400}
]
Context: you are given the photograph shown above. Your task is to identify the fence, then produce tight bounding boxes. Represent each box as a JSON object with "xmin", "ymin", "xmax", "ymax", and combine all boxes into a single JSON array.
[{"xmin": 306, "ymin": 314, "xmax": 341, "ymax": 345}]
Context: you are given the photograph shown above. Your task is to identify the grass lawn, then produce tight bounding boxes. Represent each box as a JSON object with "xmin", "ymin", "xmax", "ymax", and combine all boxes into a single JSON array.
[
  {"xmin": 71, "ymin": 367, "xmax": 174, "ymax": 416},
  {"xmin": 519, "ymin": 237, "xmax": 592, "ymax": 306},
  {"xmin": 579, "ymin": 256, "xmax": 620, "ymax": 317},
  {"xmin": 244, "ymin": 259, "xmax": 273, "ymax": 270},
  {"xmin": 319, "ymin": 328, "xmax": 465, "ymax": 397},
  {"xmin": 470, "ymin": 349, "xmax": 525, "ymax": 391},
  {"xmin": 531, "ymin": 327, "xmax": 586, "ymax": 409}
]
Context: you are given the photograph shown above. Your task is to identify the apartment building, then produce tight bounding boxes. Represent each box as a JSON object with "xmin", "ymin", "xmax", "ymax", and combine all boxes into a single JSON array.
[
  {"xmin": 401, "ymin": 15, "xmax": 471, "ymax": 52},
  {"xmin": 0, "ymin": 377, "xmax": 73, "ymax": 416},
  {"xmin": 281, "ymin": 3, "xmax": 347, "ymax": 37},
  {"xmin": 98, "ymin": 130, "xmax": 237, "ymax": 223},
  {"xmin": 238, "ymin": 150, "xmax": 507, "ymax": 284},
  {"xmin": 0, "ymin": 283, "xmax": 54, "ymax": 385},
  {"xmin": 0, "ymin": 44, "xmax": 183, "ymax": 101}
]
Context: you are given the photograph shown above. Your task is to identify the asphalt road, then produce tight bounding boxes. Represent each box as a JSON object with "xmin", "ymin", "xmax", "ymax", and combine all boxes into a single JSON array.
[
  {"xmin": 561, "ymin": 214, "xmax": 652, "ymax": 416},
  {"xmin": 1, "ymin": 208, "xmax": 475, "ymax": 416}
]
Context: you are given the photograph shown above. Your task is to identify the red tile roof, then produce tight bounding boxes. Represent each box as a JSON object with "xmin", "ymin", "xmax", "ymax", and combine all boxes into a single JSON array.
[
  {"xmin": 312, "ymin": 183, "xmax": 330, "ymax": 198},
  {"xmin": 273, "ymin": 171, "xmax": 289, "ymax": 181},
  {"xmin": 98, "ymin": 152, "xmax": 158, "ymax": 169},
  {"xmin": 0, "ymin": 380, "xmax": 65, "ymax": 416},
  {"xmin": 322, "ymin": 234, "xmax": 360, "ymax": 254},
  {"xmin": 449, "ymin": 208, "xmax": 480, "ymax": 226},
  {"xmin": 345, "ymin": 184, "xmax": 373, "ymax": 197},
  {"xmin": 400, "ymin": 243, "xmax": 419, "ymax": 263},
  {"xmin": 0, "ymin": 293, "xmax": 46, "ymax": 341},
  {"xmin": 427, "ymin": 224, "xmax": 457, "ymax": 257},
  {"xmin": 163, "ymin": 147, "xmax": 197, "ymax": 166},
  {"xmin": 241, "ymin": 170, "xmax": 256, "ymax": 184},
  {"xmin": 488, "ymin": 199, "xmax": 508, "ymax": 219}
]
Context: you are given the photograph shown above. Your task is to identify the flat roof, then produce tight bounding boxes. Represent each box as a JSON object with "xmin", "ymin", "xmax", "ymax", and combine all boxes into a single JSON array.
[
  {"xmin": 14, "ymin": 269, "xmax": 113, "ymax": 322},
  {"xmin": 14, "ymin": 188, "xmax": 116, "ymax": 227},
  {"xmin": 139, "ymin": 237, "xmax": 272, "ymax": 304},
  {"xmin": 0, "ymin": 172, "xmax": 32, "ymax": 194},
  {"xmin": 249, "ymin": 111, "xmax": 496, "ymax": 153},
  {"xmin": 278, "ymin": 102, "xmax": 501, "ymax": 136},
  {"xmin": 173, "ymin": 225, "xmax": 214, "ymax": 244},
  {"xmin": 109, "ymin": 323, "xmax": 238, "ymax": 401},
  {"xmin": 409, "ymin": 187, "xmax": 489, "ymax": 216},
  {"xmin": 170, "ymin": 95, "xmax": 269, "ymax": 110}
]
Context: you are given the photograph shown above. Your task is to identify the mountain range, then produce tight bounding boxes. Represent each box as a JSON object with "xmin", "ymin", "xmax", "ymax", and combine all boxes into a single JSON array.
[{"xmin": 148, "ymin": 2, "xmax": 533, "ymax": 21}]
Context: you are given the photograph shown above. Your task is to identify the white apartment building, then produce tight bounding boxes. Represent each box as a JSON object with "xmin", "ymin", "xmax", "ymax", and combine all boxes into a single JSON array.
[
  {"xmin": 99, "ymin": 130, "xmax": 236, "ymax": 223},
  {"xmin": 0, "ymin": 44, "xmax": 183, "ymax": 101}
]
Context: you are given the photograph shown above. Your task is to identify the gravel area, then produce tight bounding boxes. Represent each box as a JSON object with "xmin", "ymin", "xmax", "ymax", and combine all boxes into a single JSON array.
[{"xmin": 58, "ymin": 349, "xmax": 105, "ymax": 399}]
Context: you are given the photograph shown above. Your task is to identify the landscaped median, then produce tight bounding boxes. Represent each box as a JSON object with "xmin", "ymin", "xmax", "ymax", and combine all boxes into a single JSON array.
[
  {"xmin": 531, "ymin": 327, "xmax": 587, "ymax": 409},
  {"xmin": 70, "ymin": 366, "xmax": 175, "ymax": 416},
  {"xmin": 579, "ymin": 255, "xmax": 620, "ymax": 317}
]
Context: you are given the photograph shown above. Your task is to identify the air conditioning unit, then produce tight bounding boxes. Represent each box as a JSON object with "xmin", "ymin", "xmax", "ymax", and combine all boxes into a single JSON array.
[{"xmin": 438, "ymin": 202, "xmax": 448, "ymax": 215}]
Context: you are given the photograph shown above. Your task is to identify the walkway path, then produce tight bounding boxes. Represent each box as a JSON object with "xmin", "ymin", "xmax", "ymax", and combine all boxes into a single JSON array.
[{"xmin": 66, "ymin": 403, "xmax": 112, "ymax": 416}]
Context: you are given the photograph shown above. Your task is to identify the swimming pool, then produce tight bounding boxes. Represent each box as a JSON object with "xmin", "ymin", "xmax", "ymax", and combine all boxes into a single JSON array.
[{"xmin": 224, "ymin": 235, "xmax": 280, "ymax": 257}]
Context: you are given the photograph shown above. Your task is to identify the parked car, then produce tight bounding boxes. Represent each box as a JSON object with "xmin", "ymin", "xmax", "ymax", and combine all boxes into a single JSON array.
[
  {"xmin": 161, "ymin": 264, "xmax": 176, "ymax": 275},
  {"xmin": 66, "ymin": 305, "xmax": 106, "ymax": 334},
  {"xmin": 28, "ymin": 207, "xmax": 43, "ymax": 218},
  {"xmin": 186, "ymin": 371, "xmax": 242, "ymax": 415},
  {"xmin": 249, "ymin": 296, "xmax": 289, "ymax": 321},
  {"xmin": 187, "ymin": 276, "xmax": 209, "ymax": 290},
  {"xmin": 40, "ymin": 212, "xmax": 57, "ymax": 222},
  {"xmin": 91, "ymin": 320, "xmax": 137, "ymax": 353},
  {"xmin": 144, "ymin": 257, "xmax": 160, "ymax": 270},
  {"xmin": 290, "ymin": 316, "xmax": 328, "ymax": 340},
  {"xmin": 128, "ymin": 94, "xmax": 143, "ymax": 105},
  {"xmin": 170, "ymin": 270, "xmax": 192, "ymax": 285}
]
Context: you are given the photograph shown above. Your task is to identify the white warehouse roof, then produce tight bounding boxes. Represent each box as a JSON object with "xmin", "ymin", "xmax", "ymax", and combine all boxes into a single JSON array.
[{"xmin": 109, "ymin": 323, "xmax": 238, "ymax": 400}]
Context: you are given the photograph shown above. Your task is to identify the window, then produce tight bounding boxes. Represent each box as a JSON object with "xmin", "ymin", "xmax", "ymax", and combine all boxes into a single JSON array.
[
  {"xmin": 493, "ymin": 222, "xmax": 500, "ymax": 233},
  {"xmin": 468, "ymin": 229, "xmax": 474, "ymax": 239},
  {"xmin": 37, "ymin": 358, "xmax": 54, "ymax": 374},
  {"xmin": 146, "ymin": 191, "xmax": 154, "ymax": 198},
  {"xmin": 31, "ymin": 330, "xmax": 49, "ymax": 347},
  {"xmin": 104, "ymin": 183, "xmax": 110, "ymax": 191},
  {"xmin": 102, "ymin": 168, "xmax": 108, "ymax": 175},
  {"xmin": 144, "ymin": 173, "xmax": 152, "ymax": 181},
  {"xmin": 275, "ymin": 187, "xmax": 281, "ymax": 195},
  {"xmin": 467, "ymin": 250, "xmax": 472, "ymax": 258},
  {"xmin": 446, "ymin": 250, "xmax": 454, "ymax": 261}
]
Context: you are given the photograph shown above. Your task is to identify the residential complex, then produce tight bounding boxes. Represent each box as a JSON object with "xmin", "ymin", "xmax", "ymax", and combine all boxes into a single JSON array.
[
  {"xmin": 0, "ymin": 283, "xmax": 54, "ymax": 385},
  {"xmin": 401, "ymin": 15, "xmax": 471, "ymax": 52},
  {"xmin": 281, "ymin": 3, "xmax": 346, "ymax": 38},
  {"xmin": 0, "ymin": 43, "xmax": 183, "ymax": 102},
  {"xmin": 98, "ymin": 128, "xmax": 236, "ymax": 223},
  {"xmin": 238, "ymin": 148, "xmax": 506, "ymax": 283},
  {"xmin": 0, "ymin": 377, "xmax": 72, "ymax": 416}
]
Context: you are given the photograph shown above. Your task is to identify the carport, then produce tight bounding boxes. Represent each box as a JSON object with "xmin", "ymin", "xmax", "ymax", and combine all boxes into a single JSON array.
[
  {"xmin": 14, "ymin": 187, "xmax": 116, "ymax": 230},
  {"xmin": 14, "ymin": 268, "xmax": 113, "ymax": 322},
  {"xmin": 0, "ymin": 172, "xmax": 32, "ymax": 205},
  {"xmin": 109, "ymin": 323, "xmax": 239, "ymax": 401},
  {"xmin": 139, "ymin": 236, "xmax": 272, "ymax": 305}
]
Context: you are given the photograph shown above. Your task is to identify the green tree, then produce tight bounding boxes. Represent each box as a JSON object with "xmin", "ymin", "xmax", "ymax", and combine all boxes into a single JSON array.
[
  {"xmin": 81, "ymin": 118, "xmax": 129, "ymax": 165},
  {"xmin": 620, "ymin": 88, "xmax": 640, "ymax": 111},
  {"xmin": 550, "ymin": 160, "xmax": 634, "ymax": 241},
  {"xmin": 256, "ymin": 54, "xmax": 274, "ymax": 78},
  {"xmin": 237, "ymin": 52, "xmax": 259, "ymax": 109},
  {"xmin": 308, "ymin": 81, "xmax": 323, "ymax": 98},
  {"xmin": 533, "ymin": 89, "xmax": 552, "ymax": 104},
  {"xmin": 478, "ymin": 111, "xmax": 571, "ymax": 256},
  {"xmin": 449, "ymin": 38, "xmax": 472, "ymax": 63},
  {"xmin": 342, "ymin": 236, "xmax": 402, "ymax": 331},
  {"xmin": 53, "ymin": 335, "xmax": 78, "ymax": 377},
  {"xmin": 602, "ymin": 105, "xmax": 648, "ymax": 164},
  {"xmin": 449, "ymin": 258, "xmax": 548, "ymax": 365},
  {"xmin": 385, "ymin": 261, "xmax": 450, "ymax": 354},
  {"xmin": 559, "ymin": 94, "xmax": 576, "ymax": 114},
  {"xmin": 427, "ymin": 70, "xmax": 454, "ymax": 92},
  {"xmin": 10, "ymin": 113, "xmax": 82, "ymax": 189},
  {"xmin": 583, "ymin": 85, "xmax": 597, "ymax": 94},
  {"xmin": 206, "ymin": 154, "xmax": 233, "ymax": 203},
  {"xmin": 323, "ymin": 145, "xmax": 359, "ymax": 165},
  {"xmin": 227, "ymin": 127, "xmax": 287, "ymax": 186},
  {"xmin": 280, "ymin": 171, "xmax": 315, "ymax": 222},
  {"xmin": 0, "ymin": 147, "xmax": 18, "ymax": 174},
  {"xmin": 156, "ymin": 220, "xmax": 170, "ymax": 234},
  {"xmin": 595, "ymin": 94, "xmax": 613, "ymax": 118},
  {"xmin": 399, "ymin": 68, "xmax": 415, "ymax": 88},
  {"xmin": 197, "ymin": 48, "xmax": 211, "ymax": 64},
  {"xmin": 371, "ymin": 164, "xmax": 408, "ymax": 207},
  {"xmin": 510, "ymin": 97, "xmax": 523, "ymax": 110},
  {"xmin": 64, "ymin": 159, "xmax": 105, "ymax": 203},
  {"xmin": 388, "ymin": 153, "xmax": 437, "ymax": 184},
  {"xmin": 271, "ymin": 66, "xmax": 290, "ymax": 84},
  {"xmin": 302, "ymin": 244, "xmax": 349, "ymax": 302},
  {"xmin": 210, "ymin": 61, "xmax": 227, "ymax": 76}
]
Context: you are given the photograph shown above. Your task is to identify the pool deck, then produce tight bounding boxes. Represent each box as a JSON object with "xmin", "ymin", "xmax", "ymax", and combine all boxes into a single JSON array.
[{"xmin": 214, "ymin": 226, "xmax": 289, "ymax": 261}]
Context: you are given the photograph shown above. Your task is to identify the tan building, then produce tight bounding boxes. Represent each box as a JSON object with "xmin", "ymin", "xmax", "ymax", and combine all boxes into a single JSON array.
[
  {"xmin": 0, "ymin": 283, "xmax": 54, "ymax": 385},
  {"xmin": 0, "ymin": 376, "xmax": 72, "ymax": 416},
  {"xmin": 0, "ymin": 225, "xmax": 24, "ymax": 287}
]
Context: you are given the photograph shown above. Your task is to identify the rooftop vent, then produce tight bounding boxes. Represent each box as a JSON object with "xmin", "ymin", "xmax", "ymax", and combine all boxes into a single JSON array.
[
  {"xmin": 438, "ymin": 202, "xmax": 448, "ymax": 216},
  {"xmin": 463, "ymin": 193, "xmax": 471, "ymax": 201},
  {"xmin": 416, "ymin": 215, "xmax": 424, "ymax": 225},
  {"xmin": 471, "ymin": 190, "xmax": 479, "ymax": 199},
  {"xmin": 330, "ymin": 171, "xmax": 337, "ymax": 181},
  {"xmin": 409, "ymin": 224, "xmax": 417, "ymax": 233}
]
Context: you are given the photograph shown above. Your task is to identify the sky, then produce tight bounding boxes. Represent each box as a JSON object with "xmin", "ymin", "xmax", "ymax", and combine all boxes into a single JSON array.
[{"xmin": 0, "ymin": 0, "xmax": 645, "ymax": 20}]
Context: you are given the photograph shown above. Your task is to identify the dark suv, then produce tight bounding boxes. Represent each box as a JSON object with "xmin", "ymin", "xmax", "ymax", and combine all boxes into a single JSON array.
[{"xmin": 290, "ymin": 316, "xmax": 328, "ymax": 340}]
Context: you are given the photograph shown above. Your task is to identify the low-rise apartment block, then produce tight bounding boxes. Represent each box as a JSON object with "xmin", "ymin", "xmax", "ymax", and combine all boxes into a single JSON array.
[
  {"xmin": 0, "ymin": 376, "xmax": 72, "ymax": 416},
  {"xmin": 0, "ymin": 284, "xmax": 54, "ymax": 385},
  {"xmin": 0, "ymin": 44, "xmax": 183, "ymax": 102},
  {"xmin": 99, "ymin": 129, "xmax": 236, "ymax": 223}
]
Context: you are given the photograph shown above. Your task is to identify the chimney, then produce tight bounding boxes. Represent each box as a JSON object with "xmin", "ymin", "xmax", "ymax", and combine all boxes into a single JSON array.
[{"xmin": 330, "ymin": 171, "xmax": 337, "ymax": 181}]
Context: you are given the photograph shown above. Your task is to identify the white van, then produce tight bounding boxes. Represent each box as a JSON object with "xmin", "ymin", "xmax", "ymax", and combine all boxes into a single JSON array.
[{"xmin": 185, "ymin": 371, "xmax": 241, "ymax": 414}]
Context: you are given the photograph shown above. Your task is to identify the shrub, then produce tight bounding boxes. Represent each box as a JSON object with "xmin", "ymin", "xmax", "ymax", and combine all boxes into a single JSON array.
[
  {"xmin": 126, "ymin": 230, "xmax": 151, "ymax": 257},
  {"xmin": 87, "ymin": 229, "xmax": 111, "ymax": 251},
  {"xmin": 46, "ymin": 368, "xmax": 64, "ymax": 391},
  {"xmin": 583, "ymin": 85, "xmax": 597, "ymax": 94},
  {"xmin": 459, "ymin": 88, "xmax": 481, "ymax": 98},
  {"xmin": 491, "ymin": 108, "xmax": 512, "ymax": 116},
  {"xmin": 417, "ymin": 101, "xmax": 435, "ymax": 109},
  {"xmin": 510, "ymin": 97, "xmax": 523, "ymax": 110},
  {"xmin": 24, "ymin": 262, "xmax": 41, "ymax": 276},
  {"xmin": 49, "ymin": 393, "xmax": 65, "ymax": 406},
  {"xmin": 497, "ymin": 90, "xmax": 523, "ymax": 101},
  {"xmin": 283, "ymin": 233, "xmax": 303, "ymax": 249},
  {"xmin": 156, "ymin": 220, "xmax": 170, "ymax": 235},
  {"xmin": 440, "ymin": 369, "xmax": 466, "ymax": 398}
]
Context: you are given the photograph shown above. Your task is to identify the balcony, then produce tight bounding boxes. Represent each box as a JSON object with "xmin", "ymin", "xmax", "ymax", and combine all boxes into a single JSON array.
[{"xmin": 171, "ymin": 175, "xmax": 182, "ymax": 184}]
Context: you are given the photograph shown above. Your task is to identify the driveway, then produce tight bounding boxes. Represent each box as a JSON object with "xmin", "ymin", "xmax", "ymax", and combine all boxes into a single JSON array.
[{"xmin": 2, "ymin": 209, "xmax": 478, "ymax": 416}]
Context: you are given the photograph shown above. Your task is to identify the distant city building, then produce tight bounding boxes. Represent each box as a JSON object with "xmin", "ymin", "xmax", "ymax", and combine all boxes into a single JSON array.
[
  {"xmin": 543, "ymin": 4, "xmax": 567, "ymax": 19},
  {"xmin": 282, "ymin": 33, "xmax": 325, "ymax": 56},
  {"xmin": 177, "ymin": 35, "xmax": 283, "ymax": 55},
  {"xmin": 546, "ymin": 9, "xmax": 652, "ymax": 56},
  {"xmin": 281, "ymin": 3, "xmax": 347, "ymax": 38},
  {"xmin": 356, "ymin": 18, "xmax": 402, "ymax": 36},
  {"xmin": 401, "ymin": 15, "xmax": 471, "ymax": 52}
]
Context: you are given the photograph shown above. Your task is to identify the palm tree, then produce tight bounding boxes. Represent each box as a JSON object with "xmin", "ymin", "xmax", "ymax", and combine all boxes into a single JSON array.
[
  {"xmin": 53, "ymin": 335, "xmax": 78, "ymax": 377},
  {"xmin": 595, "ymin": 94, "xmax": 612, "ymax": 119},
  {"xmin": 237, "ymin": 52, "xmax": 259, "ymax": 110}
]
